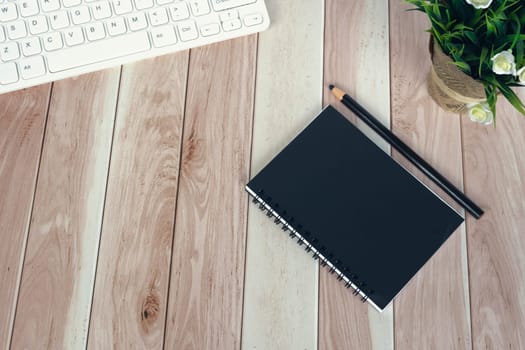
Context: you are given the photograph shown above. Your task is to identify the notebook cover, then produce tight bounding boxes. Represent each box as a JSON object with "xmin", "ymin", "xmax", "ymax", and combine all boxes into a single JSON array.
[{"xmin": 246, "ymin": 105, "xmax": 464, "ymax": 310}]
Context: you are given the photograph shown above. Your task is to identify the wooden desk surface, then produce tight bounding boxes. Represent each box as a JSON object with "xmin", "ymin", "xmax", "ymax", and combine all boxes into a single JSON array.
[{"xmin": 1, "ymin": 1, "xmax": 524, "ymax": 349}]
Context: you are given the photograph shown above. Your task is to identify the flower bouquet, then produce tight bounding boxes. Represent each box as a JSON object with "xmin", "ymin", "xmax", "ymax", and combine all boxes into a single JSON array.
[{"xmin": 406, "ymin": 0, "xmax": 525, "ymax": 124}]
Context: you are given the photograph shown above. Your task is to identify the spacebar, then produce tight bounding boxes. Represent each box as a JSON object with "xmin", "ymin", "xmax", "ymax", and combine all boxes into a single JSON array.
[{"xmin": 47, "ymin": 32, "xmax": 151, "ymax": 73}]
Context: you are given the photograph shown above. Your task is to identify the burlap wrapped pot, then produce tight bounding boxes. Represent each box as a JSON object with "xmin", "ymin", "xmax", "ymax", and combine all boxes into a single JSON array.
[{"xmin": 428, "ymin": 37, "xmax": 486, "ymax": 113}]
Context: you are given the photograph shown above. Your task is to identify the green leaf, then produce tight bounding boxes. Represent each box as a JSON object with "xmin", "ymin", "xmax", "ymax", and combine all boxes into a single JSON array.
[
  {"xmin": 431, "ymin": 27, "xmax": 444, "ymax": 48},
  {"xmin": 494, "ymin": 35, "xmax": 525, "ymax": 50},
  {"xmin": 433, "ymin": 20, "xmax": 447, "ymax": 32},
  {"xmin": 464, "ymin": 31, "xmax": 479, "ymax": 45},
  {"xmin": 493, "ymin": 77, "xmax": 525, "ymax": 116},
  {"xmin": 510, "ymin": 14, "xmax": 522, "ymax": 50},
  {"xmin": 479, "ymin": 47, "xmax": 489, "ymax": 77},
  {"xmin": 452, "ymin": 23, "xmax": 473, "ymax": 31},
  {"xmin": 485, "ymin": 14, "xmax": 497, "ymax": 36},
  {"xmin": 451, "ymin": 60, "xmax": 472, "ymax": 74},
  {"xmin": 448, "ymin": 0, "xmax": 472, "ymax": 21},
  {"xmin": 432, "ymin": 3, "xmax": 442, "ymax": 18},
  {"xmin": 484, "ymin": 83, "xmax": 498, "ymax": 123},
  {"xmin": 516, "ymin": 40, "xmax": 524, "ymax": 66}
]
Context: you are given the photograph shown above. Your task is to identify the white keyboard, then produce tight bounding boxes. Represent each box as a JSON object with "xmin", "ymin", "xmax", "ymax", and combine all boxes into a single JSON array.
[{"xmin": 0, "ymin": 0, "xmax": 269, "ymax": 94}]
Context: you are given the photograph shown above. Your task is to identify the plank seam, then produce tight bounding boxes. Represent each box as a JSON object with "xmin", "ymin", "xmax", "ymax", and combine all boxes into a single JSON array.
[
  {"xmin": 161, "ymin": 50, "xmax": 191, "ymax": 350},
  {"xmin": 459, "ymin": 117, "xmax": 475, "ymax": 350},
  {"xmin": 84, "ymin": 65, "xmax": 124, "ymax": 350},
  {"xmin": 387, "ymin": 1, "xmax": 397, "ymax": 349},
  {"xmin": 317, "ymin": 2, "xmax": 327, "ymax": 349},
  {"xmin": 8, "ymin": 83, "xmax": 54, "ymax": 350},
  {"xmin": 239, "ymin": 33, "xmax": 260, "ymax": 350}
]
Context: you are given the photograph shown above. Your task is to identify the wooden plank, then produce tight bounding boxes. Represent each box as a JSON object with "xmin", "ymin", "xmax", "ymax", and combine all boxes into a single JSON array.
[
  {"xmin": 320, "ymin": 1, "xmax": 393, "ymax": 349},
  {"xmin": 163, "ymin": 36, "xmax": 256, "ymax": 349},
  {"xmin": 0, "ymin": 84, "xmax": 51, "ymax": 350},
  {"xmin": 241, "ymin": 0, "xmax": 323, "ymax": 349},
  {"xmin": 87, "ymin": 53, "xmax": 189, "ymax": 349},
  {"xmin": 10, "ymin": 71, "xmax": 120, "ymax": 350},
  {"xmin": 390, "ymin": 4, "xmax": 472, "ymax": 349},
  {"xmin": 463, "ymin": 90, "xmax": 525, "ymax": 349}
]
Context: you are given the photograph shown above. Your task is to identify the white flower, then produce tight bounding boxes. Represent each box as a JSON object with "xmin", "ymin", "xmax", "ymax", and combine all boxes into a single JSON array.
[
  {"xmin": 491, "ymin": 50, "xmax": 516, "ymax": 75},
  {"xmin": 467, "ymin": 103, "xmax": 494, "ymax": 125},
  {"xmin": 465, "ymin": 0, "xmax": 493, "ymax": 9},
  {"xmin": 517, "ymin": 67, "xmax": 525, "ymax": 86}
]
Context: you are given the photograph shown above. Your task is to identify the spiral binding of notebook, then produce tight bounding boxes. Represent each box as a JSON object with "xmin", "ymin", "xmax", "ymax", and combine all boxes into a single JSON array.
[{"xmin": 247, "ymin": 186, "xmax": 376, "ymax": 306}]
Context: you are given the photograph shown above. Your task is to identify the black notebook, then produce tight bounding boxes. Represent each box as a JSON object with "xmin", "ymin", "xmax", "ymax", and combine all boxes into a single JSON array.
[{"xmin": 246, "ymin": 105, "xmax": 464, "ymax": 311}]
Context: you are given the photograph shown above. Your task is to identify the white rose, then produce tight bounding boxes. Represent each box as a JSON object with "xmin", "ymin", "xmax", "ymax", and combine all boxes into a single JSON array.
[
  {"xmin": 467, "ymin": 103, "xmax": 494, "ymax": 125},
  {"xmin": 465, "ymin": 0, "xmax": 493, "ymax": 9},
  {"xmin": 491, "ymin": 50, "xmax": 516, "ymax": 75},
  {"xmin": 517, "ymin": 67, "xmax": 525, "ymax": 86}
]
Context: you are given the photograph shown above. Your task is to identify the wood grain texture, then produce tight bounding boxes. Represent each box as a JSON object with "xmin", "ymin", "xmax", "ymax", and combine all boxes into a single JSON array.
[
  {"xmin": 390, "ymin": 3, "xmax": 472, "ymax": 349},
  {"xmin": 320, "ymin": 1, "xmax": 393, "ymax": 349},
  {"xmin": 0, "ymin": 84, "xmax": 51, "ymax": 350},
  {"xmin": 163, "ymin": 36, "xmax": 256, "ymax": 350},
  {"xmin": 10, "ymin": 71, "xmax": 120, "ymax": 350},
  {"xmin": 87, "ymin": 53, "xmax": 189, "ymax": 349},
  {"xmin": 3, "ymin": 4, "xmax": 525, "ymax": 348},
  {"xmin": 241, "ymin": 0, "xmax": 323, "ymax": 349},
  {"xmin": 463, "ymin": 90, "xmax": 525, "ymax": 349}
]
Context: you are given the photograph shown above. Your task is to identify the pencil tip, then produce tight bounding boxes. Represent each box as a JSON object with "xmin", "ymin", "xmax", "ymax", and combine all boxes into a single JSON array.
[
  {"xmin": 330, "ymin": 85, "xmax": 345, "ymax": 101},
  {"xmin": 328, "ymin": 84, "xmax": 335, "ymax": 90}
]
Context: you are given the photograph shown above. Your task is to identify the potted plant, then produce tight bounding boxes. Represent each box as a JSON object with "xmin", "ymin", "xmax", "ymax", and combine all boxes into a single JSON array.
[{"xmin": 406, "ymin": 0, "xmax": 525, "ymax": 124}]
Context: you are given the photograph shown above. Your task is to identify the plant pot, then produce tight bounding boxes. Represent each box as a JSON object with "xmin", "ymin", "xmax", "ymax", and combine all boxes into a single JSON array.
[{"xmin": 428, "ymin": 37, "xmax": 486, "ymax": 113}]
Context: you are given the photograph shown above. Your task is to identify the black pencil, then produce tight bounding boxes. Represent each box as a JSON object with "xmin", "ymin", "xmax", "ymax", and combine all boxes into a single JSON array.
[{"xmin": 329, "ymin": 84, "xmax": 484, "ymax": 219}]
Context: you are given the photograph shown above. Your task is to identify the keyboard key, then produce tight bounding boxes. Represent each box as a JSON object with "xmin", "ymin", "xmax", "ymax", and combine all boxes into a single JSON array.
[
  {"xmin": 0, "ymin": 27, "xmax": 5, "ymax": 42},
  {"xmin": 169, "ymin": 3, "xmax": 189, "ymax": 21},
  {"xmin": 1, "ymin": 42, "xmax": 20, "ymax": 61},
  {"xmin": 0, "ymin": 3, "xmax": 18, "ymax": 22},
  {"xmin": 222, "ymin": 18, "xmax": 241, "ymax": 32},
  {"xmin": 50, "ymin": 11, "xmax": 70, "ymax": 30},
  {"xmin": 113, "ymin": 0, "xmax": 133, "ymax": 15},
  {"xmin": 177, "ymin": 20, "xmax": 197, "ymax": 41},
  {"xmin": 135, "ymin": 0, "xmax": 154, "ymax": 10},
  {"xmin": 63, "ymin": 0, "xmax": 82, "ymax": 7},
  {"xmin": 40, "ymin": 0, "xmax": 61, "ymax": 12},
  {"xmin": 20, "ymin": 0, "xmax": 40, "ymax": 17},
  {"xmin": 64, "ymin": 27, "xmax": 84, "ymax": 46},
  {"xmin": 189, "ymin": 0, "xmax": 210, "ymax": 16},
  {"xmin": 19, "ymin": 56, "xmax": 46, "ymax": 79},
  {"xmin": 42, "ymin": 32, "xmax": 63, "ymax": 51},
  {"xmin": 91, "ymin": 2, "xmax": 112, "ymax": 19},
  {"xmin": 151, "ymin": 24, "xmax": 176, "ymax": 47},
  {"xmin": 127, "ymin": 13, "xmax": 147, "ymax": 31},
  {"xmin": 148, "ymin": 8, "xmax": 168, "ymax": 26},
  {"xmin": 107, "ymin": 17, "xmax": 127, "ymax": 36},
  {"xmin": 21, "ymin": 36, "xmax": 42, "ymax": 55},
  {"xmin": 86, "ymin": 22, "xmax": 106, "ymax": 41},
  {"xmin": 47, "ymin": 31, "xmax": 150, "ymax": 72},
  {"xmin": 211, "ymin": 0, "xmax": 256, "ymax": 11},
  {"xmin": 0, "ymin": 62, "xmax": 18, "ymax": 84},
  {"xmin": 219, "ymin": 10, "xmax": 238, "ymax": 22},
  {"xmin": 28, "ymin": 16, "xmax": 49, "ymax": 35},
  {"xmin": 71, "ymin": 6, "xmax": 91, "ymax": 25},
  {"xmin": 200, "ymin": 23, "xmax": 219, "ymax": 37},
  {"xmin": 7, "ymin": 21, "xmax": 28, "ymax": 40},
  {"xmin": 244, "ymin": 13, "xmax": 263, "ymax": 26}
]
